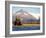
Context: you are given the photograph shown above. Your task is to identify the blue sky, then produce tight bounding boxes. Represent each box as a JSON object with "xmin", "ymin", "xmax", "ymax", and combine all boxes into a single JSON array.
[{"xmin": 12, "ymin": 7, "xmax": 40, "ymax": 14}]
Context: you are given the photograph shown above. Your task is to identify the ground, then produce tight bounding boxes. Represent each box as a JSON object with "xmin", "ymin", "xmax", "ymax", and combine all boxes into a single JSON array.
[{"xmin": 12, "ymin": 24, "xmax": 40, "ymax": 31}]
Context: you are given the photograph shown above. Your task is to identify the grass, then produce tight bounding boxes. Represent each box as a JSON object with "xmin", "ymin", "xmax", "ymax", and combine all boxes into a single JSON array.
[{"xmin": 15, "ymin": 24, "xmax": 40, "ymax": 27}]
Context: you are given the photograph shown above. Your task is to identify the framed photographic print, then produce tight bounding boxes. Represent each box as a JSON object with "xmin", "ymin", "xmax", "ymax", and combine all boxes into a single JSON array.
[{"xmin": 5, "ymin": 1, "xmax": 45, "ymax": 37}]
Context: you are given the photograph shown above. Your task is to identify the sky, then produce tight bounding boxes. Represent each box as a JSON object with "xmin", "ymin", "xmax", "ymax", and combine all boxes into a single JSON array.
[{"xmin": 12, "ymin": 7, "xmax": 40, "ymax": 14}]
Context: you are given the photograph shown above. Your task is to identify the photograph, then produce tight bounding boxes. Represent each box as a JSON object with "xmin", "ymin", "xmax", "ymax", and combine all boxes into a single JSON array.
[
  {"xmin": 12, "ymin": 5, "xmax": 40, "ymax": 31},
  {"xmin": 9, "ymin": 4, "xmax": 43, "ymax": 34}
]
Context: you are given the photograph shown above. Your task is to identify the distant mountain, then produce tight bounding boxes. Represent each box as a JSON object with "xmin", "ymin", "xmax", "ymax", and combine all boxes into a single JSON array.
[
  {"xmin": 15, "ymin": 9, "xmax": 40, "ymax": 20},
  {"xmin": 28, "ymin": 12, "xmax": 40, "ymax": 19},
  {"xmin": 12, "ymin": 9, "xmax": 40, "ymax": 24}
]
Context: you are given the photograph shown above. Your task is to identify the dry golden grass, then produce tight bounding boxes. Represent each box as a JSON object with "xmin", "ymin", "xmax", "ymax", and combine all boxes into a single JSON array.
[
  {"xmin": 23, "ymin": 24, "xmax": 40, "ymax": 26},
  {"xmin": 15, "ymin": 24, "xmax": 40, "ymax": 27}
]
